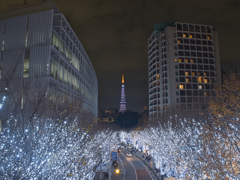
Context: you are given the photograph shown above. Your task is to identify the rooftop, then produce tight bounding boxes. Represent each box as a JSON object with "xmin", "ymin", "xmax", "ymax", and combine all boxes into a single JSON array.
[
  {"xmin": 0, "ymin": 2, "xmax": 59, "ymax": 20},
  {"xmin": 153, "ymin": 22, "xmax": 175, "ymax": 31}
]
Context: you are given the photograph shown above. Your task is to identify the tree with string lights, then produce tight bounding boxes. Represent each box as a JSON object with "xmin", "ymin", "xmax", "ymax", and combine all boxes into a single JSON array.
[{"xmin": 0, "ymin": 115, "xmax": 116, "ymax": 179}]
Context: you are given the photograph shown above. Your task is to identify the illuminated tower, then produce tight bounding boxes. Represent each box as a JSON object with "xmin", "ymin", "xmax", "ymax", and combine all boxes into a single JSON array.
[{"xmin": 119, "ymin": 73, "xmax": 127, "ymax": 113}]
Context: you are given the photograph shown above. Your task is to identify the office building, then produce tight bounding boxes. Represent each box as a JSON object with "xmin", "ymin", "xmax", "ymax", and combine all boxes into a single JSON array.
[
  {"xmin": 0, "ymin": 3, "xmax": 98, "ymax": 118},
  {"xmin": 148, "ymin": 22, "xmax": 221, "ymax": 119}
]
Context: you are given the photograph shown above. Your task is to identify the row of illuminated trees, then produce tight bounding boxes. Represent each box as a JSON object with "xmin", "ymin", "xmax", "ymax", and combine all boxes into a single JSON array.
[
  {"xmin": 0, "ymin": 115, "xmax": 117, "ymax": 179},
  {"xmin": 120, "ymin": 73, "xmax": 240, "ymax": 180}
]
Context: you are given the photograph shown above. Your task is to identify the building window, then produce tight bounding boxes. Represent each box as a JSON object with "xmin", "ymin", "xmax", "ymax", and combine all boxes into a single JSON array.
[
  {"xmin": 180, "ymin": 97, "xmax": 186, "ymax": 103},
  {"xmin": 23, "ymin": 50, "xmax": 30, "ymax": 78},
  {"xmin": 59, "ymin": 65, "xmax": 63, "ymax": 82},
  {"xmin": 179, "ymin": 58, "xmax": 182, "ymax": 62},
  {"xmin": 23, "ymin": 58, "xmax": 29, "ymax": 78},
  {"xmin": 177, "ymin": 32, "xmax": 183, "ymax": 37},
  {"xmin": 186, "ymin": 78, "xmax": 189, "ymax": 83},
  {"xmin": 180, "ymin": 77, "xmax": 185, "ymax": 82},
  {"xmin": 25, "ymin": 31, "xmax": 28, "ymax": 47},
  {"xmin": 185, "ymin": 72, "xmax": 189, "ymax": 76},
  {"xmin": 175, "ymin": 58, "xmax": 178, "ymax": 62},
  {"xmin": 50, "ymin": 59, "xmax": 58, "ymax": 79},
  {"xmin": 198, "ymin": 77, "xmax": 203, "ymax": 83},
  {"xmin": 189, "ymin": 34, "xmax": 193, "ymax": 38},
  {"xmin": 196, "ymin": 34, "xmax": 201, "ymax": 38},
  {"xmin": 180, "ymin": 84, "xmax": 184, "ymax": 89},
  {"xmin": 186, "ymin": 84, "xmax": 191, "ymax": 89},
  {"xmin": 198, "ymin": 85, "xmax": 202, "ymax": 89},
  {"xmin": 204, "ymin": 79, "xmax": 208, "ymax": 83}
]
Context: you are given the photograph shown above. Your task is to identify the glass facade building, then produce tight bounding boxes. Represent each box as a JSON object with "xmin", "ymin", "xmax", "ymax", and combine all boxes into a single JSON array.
[{"xmin": 0, "ymin": 3, "xmax": 98, "ymax": 117}]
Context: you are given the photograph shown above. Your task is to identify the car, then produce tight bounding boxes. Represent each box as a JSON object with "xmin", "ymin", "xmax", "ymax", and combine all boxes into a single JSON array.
[
  {"xmin": 120, "ymin": 146, "xmax": 124, "ymax": 149},
  {"xmin": 126, "ymin": 152, "xmax": 132, "ymax": 157}
]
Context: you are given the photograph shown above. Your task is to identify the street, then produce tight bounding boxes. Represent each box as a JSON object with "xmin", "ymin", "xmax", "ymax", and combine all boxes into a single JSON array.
[{"xmin": 111, "ymin": 149, "xmax": 151, "ymax": 180}]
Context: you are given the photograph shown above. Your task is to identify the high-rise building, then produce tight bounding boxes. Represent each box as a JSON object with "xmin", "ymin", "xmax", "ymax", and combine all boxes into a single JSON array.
[
  {"xmin": 119, "ymin": 73, "xmax": 126, "ymax": 113},
  {"xmin": 148, "ymin": 22, "xmax": 221, "ymax": 119},
  {"xmin": 0, "ymin": 3, "xmax": 98, "ymax": 118}
]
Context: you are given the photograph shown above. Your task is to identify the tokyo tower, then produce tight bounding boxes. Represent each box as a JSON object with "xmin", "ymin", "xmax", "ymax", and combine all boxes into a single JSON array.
[{"xmin": 119, "ymin": 73, "xmax": 126, "ymax": 113}]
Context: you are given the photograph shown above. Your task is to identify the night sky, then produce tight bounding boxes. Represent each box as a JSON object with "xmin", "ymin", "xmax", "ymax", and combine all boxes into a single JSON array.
[{"xmin": 1, "ymin": 0, "xmax": 240, "ymax": 112}]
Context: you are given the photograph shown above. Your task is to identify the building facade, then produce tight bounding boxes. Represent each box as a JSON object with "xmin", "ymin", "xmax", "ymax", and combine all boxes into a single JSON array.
[
  {"xmin": 148, "ymin": 22, "xmax": 221, "ymax": 119},
  {"xmin": 0, "ymin": 3, "xmax": 98, "ymax": 118}
]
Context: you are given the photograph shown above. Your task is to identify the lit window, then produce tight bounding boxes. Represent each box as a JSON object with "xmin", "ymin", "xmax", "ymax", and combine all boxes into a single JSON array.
[
  {"xmin": 198, "ymin": 77, "xmax": 203, "ymax": 83},
  {"xmin": 2, "ymin": 39, "xmax": 4, "ymax": 51},
  {"xmin": 23, "ymin": 58, "xmax": 30, "ymax": 78},
  {"xmin": 178, "ymin": 40, "xmax": 181, "ymax": 43},
  {"xmin": 192, "ymin": 72, "xmax": 195, "ymax": 76},
  {"xmin": 175, "ymin": 58, "xmax": 178, "ymax": 62},
  {"xmin": 205, "ymin": 92, "xmax": 207, "ymax": 96},
  {"xmin": 198, "ymin": 85, "xmax": 202, "ymax": 89},
  {"xmin": 180, "ymin": 85, "xmax": 184, "ymax": 89},
  {"xmin": 186, "ymin": 78, "xmax": 189, "ymax": 82},
  {"xmin": 25, "ymin": 32, "xmax": 28, "ymax": 47},
  {"xmin": 191, "ymin": 59, "xmax": 194, "ymax": 63},
  {"xmin": 157, "ymin": 74, "xmax": 160, "ymax": 79},
  {"xmin": 185, "ymin": 59, "xmax": 189, "ymax": 63},
  {"xmin": 207, "ymin": 36, "xmax": 211, "ymax": 40},
  {"xmin": 204, "ymin": 73, "xmax": 207, "ymax": 77},
  {"xmin": 189, "ymin": 34, "xmax": 192, "ymax": 38},
  {"xmin": 183, "ymin": 34, "xmax": 186, "ymax": 38},
  {"xmin": 185, "ymin": 72, "xmax": 189, "ymax": 76},
  {"xmin": 179, "ymin": 59, "xmax": 182, "ymax": 62},
  {"xmin": 204, "ymin": 79, "xmax": 208, "ymax": 83},
  {"xmin": 176, "ymin": 85, "xmax": 179, "ymax": 89}
]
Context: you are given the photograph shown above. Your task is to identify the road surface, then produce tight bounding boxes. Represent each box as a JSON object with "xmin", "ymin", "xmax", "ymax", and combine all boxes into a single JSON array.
[{"xmin": 111, "ymin": 149, "xmax": 151, "ymax": 180}]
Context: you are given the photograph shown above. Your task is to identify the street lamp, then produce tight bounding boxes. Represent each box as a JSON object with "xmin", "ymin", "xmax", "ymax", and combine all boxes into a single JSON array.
[
  {"xmin": 97, "ymin": 141, "xmax": 118, "ymax": 180},
  {"xmin": 115, "ymin": 169, "xmax": 120, "ymax": 174},
  {"xmin": 108, "ymin": 140, "xmax": 119, "ymax": 180}
]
